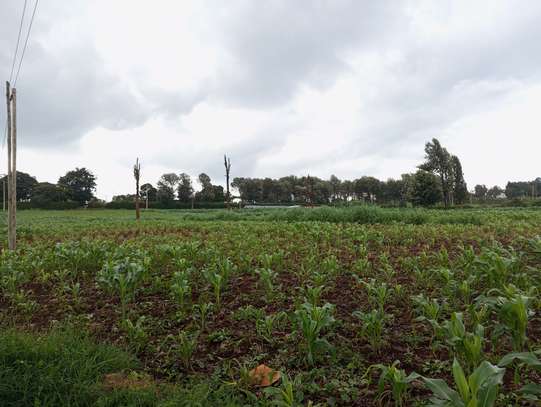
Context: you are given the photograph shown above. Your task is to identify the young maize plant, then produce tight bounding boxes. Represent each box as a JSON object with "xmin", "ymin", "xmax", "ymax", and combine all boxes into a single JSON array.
[
  {"xmin": 301, "ymin": 285, "xmax": 325, "ymax": 307},
  {"xmin": 294, "ymin": 302, "xmax": 335, "ymax": 366},
  {"xmin": 203, "ymin": 269, "xmax": 226, "ymax": 310},
  {"xmin": 366, "ymin": 360, "xmax": 420, "ymax": 407},
  {"xmin": 483, "ymin": 286, "xmax": 532, "ymax": 351},
  {"xmin": 121, "ymin": 315, "xmax": 148, "ymax": 353},
  {"xmin": 256, "ymin": 267, "xmax": 279, "ymax": 299},
  {"xmin": 97, "ymin": 257, "xmax": 145, "ymax": 319},
  {"xmin": 177, "ymin": 330, "xmax": 199, "ymax": 370},
  {"xmin": 256, "ymin": 311, "xmax": 287, "ymax": 344},
  {"xmin": 355, "ymin": 277, "xmax": 394, "ymax": 312},
  {"xmin": 170, "ymin": 270, "xmax": 191, "ymax": 310},
  {"xmin": 498, "ymin": 351, "xmax": 541, "ymax": 400},
  {"xmin": 353, "ymin": 309, "xmax": 393, "ymax": 352},
  {"xmin": 420, "ymin": 358, "xmax": 505, "ymax": 407},
  {"xmin": 443, "ymin": 312, "xmax": 485, "ymax": 373}
]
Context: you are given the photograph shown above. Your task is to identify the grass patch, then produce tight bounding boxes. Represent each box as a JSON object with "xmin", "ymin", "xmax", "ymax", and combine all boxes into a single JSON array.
[{"xmin": 0, "ymin": 327, "xmax": 163, "ymax": 407}]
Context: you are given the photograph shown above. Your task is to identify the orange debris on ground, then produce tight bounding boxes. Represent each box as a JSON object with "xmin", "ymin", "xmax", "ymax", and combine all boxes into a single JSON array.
[{"xmin": 249, "ymin": 364, "xmax": 281, "ymax": 387}]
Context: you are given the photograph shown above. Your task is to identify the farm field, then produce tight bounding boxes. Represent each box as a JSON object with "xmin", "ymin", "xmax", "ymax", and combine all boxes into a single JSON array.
[{"xmin": 0, "ymin": 208, "xmax": 540, "ymax": 406}]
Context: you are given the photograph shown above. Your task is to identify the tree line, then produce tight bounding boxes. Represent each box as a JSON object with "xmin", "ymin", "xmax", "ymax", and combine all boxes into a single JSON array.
[{"xmin": 1, "ymin": 138, "xmax": 539, "ymax": 209}]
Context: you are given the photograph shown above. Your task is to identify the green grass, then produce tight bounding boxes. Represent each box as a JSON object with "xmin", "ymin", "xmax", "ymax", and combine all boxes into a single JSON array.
[
  {"xmin": 3, "ymin": 205, "xmax": 541, "ymax": 232},
  {"xmin": 0, "ymin": 327, "xmax": 161, "ymax": 407}
]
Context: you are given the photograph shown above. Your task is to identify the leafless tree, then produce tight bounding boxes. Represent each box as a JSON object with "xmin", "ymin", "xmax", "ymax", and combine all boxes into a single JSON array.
[
  {"xmin": 134, "ymin": 158, "xmax": 141, "ymax": 220},
  {"xmin": 224, "ymin": 154, "xmax": 232, "ymax": 209}
]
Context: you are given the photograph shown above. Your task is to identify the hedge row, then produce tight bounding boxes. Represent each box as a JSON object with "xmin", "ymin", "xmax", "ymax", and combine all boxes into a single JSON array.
[{"xmin": 15, "ymin": 201, "xmax": 229, "ymax": 210}]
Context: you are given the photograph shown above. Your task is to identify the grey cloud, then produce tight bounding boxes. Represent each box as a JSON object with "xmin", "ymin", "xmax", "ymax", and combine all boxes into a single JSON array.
[
  {"xmin": 0, "ymin": 0, "xmax": 205, "ymax": 148},
  {"xmin": 214, "ymin": 0, "xmax": 404, "ymax": 107}
]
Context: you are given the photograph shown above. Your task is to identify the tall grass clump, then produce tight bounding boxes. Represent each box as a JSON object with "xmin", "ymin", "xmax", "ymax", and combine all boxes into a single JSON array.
[{"xmin": 0, "ymin": 327, "xmax": 140, "ymax": 406}]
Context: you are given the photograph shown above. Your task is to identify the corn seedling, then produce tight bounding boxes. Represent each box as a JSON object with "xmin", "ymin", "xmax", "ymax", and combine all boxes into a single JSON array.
[
  {"xmin": 97, "ymin": 257, "xmax": 145, "ymax": 319},
  {"xmin": 443, "ymin": 312, "xmax": 485, "ymax": 373},
  {"xmin": 177, "ymin": 330, "xmax": 198, "ymax": 370},
  {"xmin": 420, "ymin": 358, "xmax": 505, "ymax": 407},
  {"xmin": 121, "ymin": 315, "xmax": 148, "ymax": 352},
  {"xmin": 193, "ymin": 302, "xmax": 213, "ymax": 331},
  {"xmin": 366, "ymin": 360, "xmax": 419, "ymax": 407},
  {"xmin": 170, "ymin": 270, "xmax": 191, "ymax": 310},
  {"xmin": 294, "ymin": 302, "xmax": 335, "ymax": 366},
  {"xmin": 353, "ymin": 309, "xmax": 392, "ymax": 352},
  {"xmin": 256, "ymin": 268, "xmax": 279, "ymax": 299},
  {"xmin": 256, "ymin": 311, "xmax": 287, "ymax": 344}
]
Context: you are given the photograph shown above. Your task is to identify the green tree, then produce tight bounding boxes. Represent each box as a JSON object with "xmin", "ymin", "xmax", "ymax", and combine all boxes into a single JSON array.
[
  {"xmin": 329, "ymin": 175, "xmax": 341, "ymax": 202},
  {"xmin": 157, "ymin": 173, "xmax": 179, "ymax": 203},
  {"xmin": 0, "ymin": 171, "xmax": 38, "ymax": 202},
  {"xmin": 58, "ymin": 168, "xmax": 96, "ymax": 205},
  {"xmin": 354, "ymin": 176, "xmax": 381, "ymax": 202},
  {"xmin": 196, "ymin": 173, "xmax": 215, "ymax": 201},
  {"xmin": 486, "ymin": 185, "xmax": 503, "ymax": 199},
  {"xmin": 412, "ymin": 170, "xmax": 442, "ymax": 206},
  {"xmin": 451, "ymin": 155, "xmax": 468, "ymax": 204},
  {"xmin": 30, "ymin": 182, "xmax": 69, "ymax": 206},
  {"xmin": 177, "ymin": 173, "xmax": 193, "ymax": 202},
  {"xmin": 474, "ymin": 184, "xmax": 488, "ymax": 200},
  {"xmin": 419, "ymin": 138, "xmax": 453, "ymax": 207},
  {"xmin": 505, "ymin": 181, "xmax": 530, "ymax": 199},
  {"xmin": 140, "ymin": 183, "xmax": 157, "ymax": 201},
  {"xmin": 380, "ymin": 178, "xmax": 404, "ymax": 205}
]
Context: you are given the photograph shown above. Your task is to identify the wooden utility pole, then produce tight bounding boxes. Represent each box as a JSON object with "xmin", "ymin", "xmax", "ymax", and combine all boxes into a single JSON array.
[
  {"xmin": 224, "ymin": 154, "xmax": 231, "ymax": 209},
  {"xmin": 5, "ymin": 82, "xmax": 17, "ymax": 250},
  {"xmin": 133, "ymin": 158, "xmax": 141, "ymax": 221}
]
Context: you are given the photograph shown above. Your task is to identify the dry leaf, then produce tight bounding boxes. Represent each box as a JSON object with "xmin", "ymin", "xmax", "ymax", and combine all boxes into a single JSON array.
[{"xmin": 249, "ymin": 364, "xmax": 281, "ymax": 387}]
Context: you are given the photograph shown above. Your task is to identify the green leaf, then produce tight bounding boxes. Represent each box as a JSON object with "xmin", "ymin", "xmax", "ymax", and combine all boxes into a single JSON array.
[
  {"xmin": 452, "ymin": 359, "xmax": 470, "ymax": 403},
  {"xmin": 468, "ymin": 361, "xmax": 504, "ymax": 396},
  {"xmin": 498, "ymin": 352, "xmax": 541, "ymax": 370},
  {"xmin": 520, "ymin": 383, "xmax": 541, "ymax": 396},
  {"xmin": 477, "ymin": 385, "xmax": 498, "ymax": 407},
  {"xmin": 421, "ymin": 377, "xmax": 463, "ymax": 406}
]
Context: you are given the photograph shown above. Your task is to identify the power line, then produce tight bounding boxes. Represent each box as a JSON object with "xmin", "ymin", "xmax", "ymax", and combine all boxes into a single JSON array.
[
  {"xmin": 13, "ymin": 0, "xmax": 39, "ymax": 87},
  {"xmin": 4, "ymin": 0, "xmax": 29, "ymax": 150},
  {"xmin": 9, "ymin": 0, "xmax": 28, "ymax": 83}
]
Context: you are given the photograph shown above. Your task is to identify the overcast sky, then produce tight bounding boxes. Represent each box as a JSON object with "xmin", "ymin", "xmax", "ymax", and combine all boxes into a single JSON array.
[{"xmin": 1, "ymin": 0, "xmax": 540, "ymax": 199}]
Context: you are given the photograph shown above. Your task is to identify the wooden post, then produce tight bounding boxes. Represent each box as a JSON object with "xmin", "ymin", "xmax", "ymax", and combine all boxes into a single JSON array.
[
  {"xmin": 224, "ymin": 154, "xmax": 231, "ymax": 209},
  {"xmin": 10, "ymin": 88, "xmax": 17, "ymax": 250},
  {"xmin": 133, "ymin": 158, "xmax": 140, "ymax": 221},
  {"xmin": 6, "ymin": 81, "xmax": 15, "ymax": 250}
]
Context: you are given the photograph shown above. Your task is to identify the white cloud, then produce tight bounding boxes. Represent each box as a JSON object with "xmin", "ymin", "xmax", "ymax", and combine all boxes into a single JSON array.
[{"xmin": 1, "ymin": 0, "xmax": 540, "ymax": 198}]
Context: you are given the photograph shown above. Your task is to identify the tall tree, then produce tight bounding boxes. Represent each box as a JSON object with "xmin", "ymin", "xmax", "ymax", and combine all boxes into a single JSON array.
[
  {"xmin": 177, "ymin": 173, "xmax": 193, "ymax": 202},
  {"xmin": 505, "ymin": 182, "xmax": 530, "ymax": 199},
  {"xmin": 157, "ymin": 173, "xmax": 179, "ymax": 203},
  {"xmin": 329, "ymin": 175, "xmax": 341, "ymax": 202},
  {"xmin": 224, "ymin": 155, "xmax": 232, "ymax": 208},
  {"xmin": 451, "ymin": 155, "xmax": 468, "ymax": 204},
  {"xmin": 30, "ymin": 182, "xmax": 69, "ymax": 206},
  {"xmin": 197, "ymin": 173, "xmax": 215, "ymax": 201},
  {"xmin": 486, "ymin": 185, "xmax": 504, "ymax": 199},
  {"xmin": 412, "ymin": 170, "xmax": 442, "ymax": 206},
  {"xmin": 419, "ymin": 138, "xmax": 453, "ymax": 207},
  {"xmin": 0, "ymin": 171, "xmax": 37, "ymax": 202},
  {"xmin": 58, "ymin": 168, "xmax": 96, "ymax": 205},
  {"xmin": 140, "ymin": 183, "xmax": 157, "ymax": 202},
  {"xmin": 381, "ymin": 178, "xmax": 404, "ymax": 205},
  {"xmin": 474, "ymin": 184, "xmax": 488, "ymax": 200},
  {"xmin": 133, "ymin": 158, "xmax": 141, "ymax": 220}
]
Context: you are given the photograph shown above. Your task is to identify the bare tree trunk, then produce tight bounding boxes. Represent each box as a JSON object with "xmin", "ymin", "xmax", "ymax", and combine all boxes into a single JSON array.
[
  {"xmin": 224, "ymin": 155, "xmax": 231, "ymax": 209},
  {"xmin": 134, "ymin": 158, "xmax": 141, "ymax": 221}
]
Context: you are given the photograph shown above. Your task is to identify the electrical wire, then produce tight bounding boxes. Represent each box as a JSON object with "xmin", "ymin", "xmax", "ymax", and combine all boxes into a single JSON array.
[
  {"xmin": 13, "ymin": 0, "xmax": 39, "ymax": 87},
  {"xmin": 9, "ymin": 0, "xmax": 28, "ymax": 83},
  {"xmin": 3, "ymin": 0, "xmax": 29, "ymax": 149}
]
